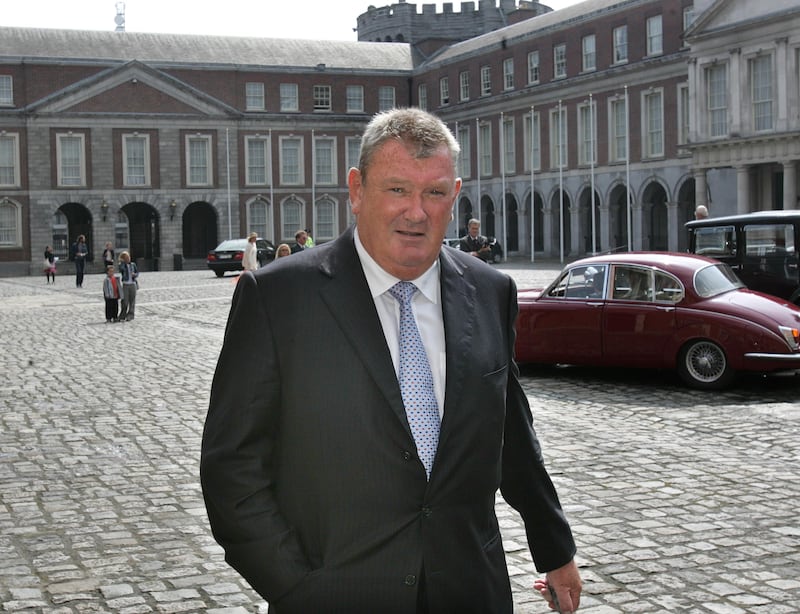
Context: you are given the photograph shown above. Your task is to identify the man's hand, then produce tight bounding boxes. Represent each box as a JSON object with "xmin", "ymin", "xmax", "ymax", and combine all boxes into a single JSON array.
[{"xmin": 533, "ymin": 559, "xmax": 581, "ymax": 613}]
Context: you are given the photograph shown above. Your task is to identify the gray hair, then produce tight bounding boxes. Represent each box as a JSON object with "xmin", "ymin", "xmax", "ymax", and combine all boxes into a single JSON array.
[{"xmin": 358, "ymin": 108, "xmax": 460, "ymax": 183}]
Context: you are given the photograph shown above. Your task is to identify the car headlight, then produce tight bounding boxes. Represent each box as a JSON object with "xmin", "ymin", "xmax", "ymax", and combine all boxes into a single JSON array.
[{"xmin": 779, "ymin": 325, "xmax": 800, "ymax": 350}]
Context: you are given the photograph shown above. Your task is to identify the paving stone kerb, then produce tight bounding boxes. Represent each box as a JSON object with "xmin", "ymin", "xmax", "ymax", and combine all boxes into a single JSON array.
[{"xmin": 1, "ymin": 266, "xmax": 798, "ymax": 613}]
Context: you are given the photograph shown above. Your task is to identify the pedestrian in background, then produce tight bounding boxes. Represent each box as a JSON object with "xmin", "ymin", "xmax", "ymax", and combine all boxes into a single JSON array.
[
  {"xmin": 102, "ymin": 265, "xmax": 121, "ymax": 323},
  {"xmin": 44, "ymin": 246, "xmax": 56, "ymax": 284},
  {"xmin": 70, "ymin": 234, "xmax": 88, "ymax": 288},
  {"xmin": 118, "ymin": 251, "xmax": 139, "ymax": 322},
  {"xmin": 695, "ymin": 205, "xmax": 709, "ymax": 220},
  {"xmin": 242, "ymin": 232, "xmax": 259, "ymax": 272},
  {"xmin": 290, "ymin": 229, "xmax": 308, "ymax": 253},
  {"xmin": 102, "ymin": 242, "xmax": 115, "ymax": 269},
  {"xmin": 275, "ymin": 243, "xmax": 291, "ymax": 259},
  {"xmin": 304, "ymin": 228, "xmax": 315, "ymax": 248},
  {"xmin": 201, "ymin": 107, "xmax": 581, "ymax": 613}
]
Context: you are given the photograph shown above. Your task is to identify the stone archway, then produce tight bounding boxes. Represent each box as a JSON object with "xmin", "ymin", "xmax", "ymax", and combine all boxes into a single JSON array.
[
  {"xmin": 642, "ymin": 182, "xmax": 668, "ymax": 251},
  {"xmin": 182, "ymin": 201, "xmax": 218, "ymax": 259},
  {"xmin": 579, "ymin": 187, "xmax": 601, "ymax": 254},
  {"xmin": 609, "ymin": 185, "xmax": 630, "ymax": 252},
  {"xmin": 121, "ymin": 202, "xmax": 160, "ymax": 270},
  {"xmin": 59, "ymin": 202, "xmax": 94, "ymax": 262},
  {"xmin": 481, "ymin": 194, "xmax": 496, "ymax": 238},
  {"xmin": 505, "ymin": 193, "xmax": 518, "ymax": 252}
]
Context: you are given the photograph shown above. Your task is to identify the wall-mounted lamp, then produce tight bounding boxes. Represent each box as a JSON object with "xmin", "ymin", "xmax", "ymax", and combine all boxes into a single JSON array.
[
  {"xmin": 169, "ymin": 200, "xmax": 177, "ymax": 221},
  {"xmin": 100, "ymin": 199, "xmax": 108, "ymax": 222}
]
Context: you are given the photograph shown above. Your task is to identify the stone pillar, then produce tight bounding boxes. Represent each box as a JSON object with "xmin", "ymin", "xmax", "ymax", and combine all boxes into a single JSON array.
[
  {"xmin": 632, "ymin": 202, "xmax": 643, "ymax": 251},
  {"xmin": 784, "ymin": 161, "xmax": 798, "ymax": 210},
  {"xmin": 667, "ymin": 201, "xmax": 679, "ymax": 252},
  {"xmin": 694, "ymin": 169, "xmax": 708, "ymax": 210},
  {"xmin": 736, "ymin": 165, "xmax": 750, "ymax": 214}
]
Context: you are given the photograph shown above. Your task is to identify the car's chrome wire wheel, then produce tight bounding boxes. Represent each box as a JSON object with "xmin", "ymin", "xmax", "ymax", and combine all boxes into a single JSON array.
[{"xmin": 683, "ymin": 341, "xmax": 727, "ymax": 383}]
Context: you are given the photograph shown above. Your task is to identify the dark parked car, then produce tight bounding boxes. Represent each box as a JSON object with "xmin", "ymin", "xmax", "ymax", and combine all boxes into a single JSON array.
[
  {"xmin": 207, "ymin": 238, "xmax": 276, "ymax": 277},
  {"xmin": 514, "ymin": 252, "xmax": 800, "ymax": 389}
]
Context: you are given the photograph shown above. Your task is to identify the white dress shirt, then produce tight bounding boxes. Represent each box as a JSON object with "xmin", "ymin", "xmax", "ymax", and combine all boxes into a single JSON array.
[{"xmin": 354, "ymin": 228, "xmax": 446, "ymax": 418}]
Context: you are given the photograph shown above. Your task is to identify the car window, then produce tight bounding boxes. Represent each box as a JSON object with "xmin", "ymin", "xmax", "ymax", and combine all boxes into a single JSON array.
[
  {"xmin": 547, "ymin": 265, "xmax": 607, "ymax": 299},
  {"xmin": 694, "ymin": 225, "xmax": 736, "ymax": 257},
  {"xmin": 694, "ymin": 263, "xmax": 746, "ymax": 298},
  {"xmin": 654, "ymin": 271, "xmax": 683, "ymax": 303},
  {"xmin": 216, "ymin": 240, "xmax": 247, "ymax": 250},
  {"xmin": 612, "ymin": 266, "xmax": 653, "ymax": 301}
]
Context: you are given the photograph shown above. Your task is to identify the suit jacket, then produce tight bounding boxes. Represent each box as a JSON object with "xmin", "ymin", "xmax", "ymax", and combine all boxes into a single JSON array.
[{"xmin": 201, "ymin": 226, "xmax": 576, "ymax": 613}]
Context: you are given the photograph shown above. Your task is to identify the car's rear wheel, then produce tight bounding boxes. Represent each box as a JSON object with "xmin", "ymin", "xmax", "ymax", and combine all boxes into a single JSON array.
[{"xmin": 677, "ymin": 339, "xmax": 734, "ymax": 390}]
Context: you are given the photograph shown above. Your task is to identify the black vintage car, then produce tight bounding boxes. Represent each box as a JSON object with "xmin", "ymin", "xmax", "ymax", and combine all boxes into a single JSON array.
[{"xmin": 207, "ymin": 238, "xmax": 276, "ymax": 277}]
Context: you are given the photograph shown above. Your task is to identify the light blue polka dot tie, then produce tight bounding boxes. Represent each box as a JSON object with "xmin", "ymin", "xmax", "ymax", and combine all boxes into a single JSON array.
[{"xmin": 389, "ymin": 281, "xmax": 440, "ymax": 479}]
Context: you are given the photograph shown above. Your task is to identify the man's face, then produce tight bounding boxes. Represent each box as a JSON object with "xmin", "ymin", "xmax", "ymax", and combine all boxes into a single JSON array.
[
  {"xmin": 297, "ymin": 232, "xmax": 307, "ymax": 246},
  {"xmin": 468, "ymin": 223, "xmax": 480, "ymax": 238},
  {"xmin": 349, "ymin": 140, "xmax": 461, "ymax": 280}
]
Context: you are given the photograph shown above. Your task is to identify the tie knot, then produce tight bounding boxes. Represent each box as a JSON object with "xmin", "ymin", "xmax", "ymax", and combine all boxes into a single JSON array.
[{"xmin": 388, "ymin": 281, "xmax": 417, "ymax": 306}]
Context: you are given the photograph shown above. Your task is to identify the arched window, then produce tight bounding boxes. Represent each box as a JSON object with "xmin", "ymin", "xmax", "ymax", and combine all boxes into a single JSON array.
[
  {"xmin": 314, "ymin": 197, "xmax": 338, "ymax": 242},
  {"xmin": 248, "ymin": 198, "xmax": 272, "ymax": 241},
  {"xmin": 281, "ymin": 198, "xmax": 304, "ymax": 242},
  {"xmin": 0, "ymin": 198, "xmax": 21, "ymax": 247}
]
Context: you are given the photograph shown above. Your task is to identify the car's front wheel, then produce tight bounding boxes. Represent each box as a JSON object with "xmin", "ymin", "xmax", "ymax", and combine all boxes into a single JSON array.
[{"xmin": 677, "ymin": 339, "xmax": 734, "ymax": 390}]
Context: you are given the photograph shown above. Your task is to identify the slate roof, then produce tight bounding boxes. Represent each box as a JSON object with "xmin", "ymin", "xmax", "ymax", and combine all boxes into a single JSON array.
[{"xmin": 0, "ymin": 26, "xmax": 414, "ymax": 73}]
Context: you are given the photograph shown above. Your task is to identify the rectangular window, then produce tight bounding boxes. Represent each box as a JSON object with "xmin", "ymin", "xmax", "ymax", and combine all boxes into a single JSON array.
[
  {"xmin": 707, "ymin": 64, "xmax": 728, "ymax": 138},
  {"xmin": 459, "ymin": 71, "xmax": 470, "ymax": 102},
  {"xmin": 346, "ymin": 136, "xmax": 361, "ymax": 173},
  {"xmin": 57, "ymin": 133, "xmax": 86, "ymax": 187},
  {"xmin": 280, "ymin": 83, "xmax": 299, "ymax": 111},
  {"xmin": 527, "ymin": 51, "xmax": 540, "ymax": 84},
  {"xmin": 683, "ymin": 7, "xmax": 695, "ymax": 33},
  {"xmin": 245, "ymin": 136, "xmax": 270, "ymax": 186},
  {"xmin": 503, "ymin": 58, "xmax": 514, "ymax": 90},
  {"xmin": 578, "ymin": 102, "xmax": 596, "ymax": 165},
  {"xmin": 0, "ymin": 75, "xmax": 12, "ymax": 106},
  {"xmin": 378, "ymin": 86, "xmax": 395, "ymax": 111},
  {"xmin": 480, "ymin": 66, "xmax": 491, "ymax": 96},
  {"xmin": 248, "ymin": 199, "xmax": 270, "ymax": 242},
  {"xmin": 550, "ymin": 107, "xmax": 567, "ymax": 169},
  {"xmin": 418, "ymin": 84, "xmax": 428, "ymax": 111},
  {"xmin": 613, "ymin": 26, "xmax": 628, "ymax": 64},
  {"xmin": 439, "ymin": 77, "xmax": 449, "ymax": 106},
  {"xmin": 502, "ymin": 116, "xmax": 515, "ymax": 174},
  {"xmin": 554, "ymin": 44, "xmax": 567, "ymax": 79},
  {"xmin": 582, "ymin": 35, "xmax": 596, "ymax": 72},
  {"xmin": 751, "ymin": 55, "xmax": 774, "ymax": 132},
  {"xmin": 643, "ymin": 90, "xmax": 664, "ymax": 158},
  {"xmin": 610, "ymin": 98, "xmax": 628, "ymax": 162},
  {"xmin": 186, "ymin": 135, "xmax": 212, "ymax": 186},
  {"xmin": 523, "ymin": 111, "xmax": 541, "ymax": 172},
  {"xmin": 346, "ymin": 85, "xmax": 364, "ymax": 113},
  {"xmin": 0, "ymin": 133, "xmax": 20, "ymax": 186},
  {"xmin": 457, "ymin": 124, "xmax": 471, "ymax": 180},
  {"xmin": 479, "ymin": 122, "xmax": 492, "ymax": 176},
  {"xmin": 314, "ymin": 137, "xmax": 336, "ymax": 185},
  {"xmin": 246, "ymin": 82, "xmax": 265, "ymax": 111},
  {"xmin": 280, "ymin": 136, "xmax": 303, "ymax": 185},
  {"xmin": 646, "ymin": 15, "xmax": 663, "ymax": 56},
  {"xmin": 123, "ymin": 134, "xmax": 149, "ymax": 186},
  {"xmin": 313, "ymin": 85, "xmax": 331, "ymax": 111},
  {"xmin": 678, "ymin": 84, "xmax": 690, "ymax": 147}
]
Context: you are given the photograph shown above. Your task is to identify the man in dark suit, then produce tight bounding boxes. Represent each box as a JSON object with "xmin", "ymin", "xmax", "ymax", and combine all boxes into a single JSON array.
[
  {"xmin": 459, "ymin": 218, "xmax": 492, "ymax": 262},
  {"xmin": 290, "ymin": 229, "xmax": 309, "ymax": 253},
  {"xmin": 201, "ymin": 108, "xmax": 581, "ymax": 613}
]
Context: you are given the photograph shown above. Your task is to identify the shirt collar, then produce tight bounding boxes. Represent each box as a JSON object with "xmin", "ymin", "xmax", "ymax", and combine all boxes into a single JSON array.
[{"xmin": 354, "ymin": 227, "xmax": 440, "ymax": 305}]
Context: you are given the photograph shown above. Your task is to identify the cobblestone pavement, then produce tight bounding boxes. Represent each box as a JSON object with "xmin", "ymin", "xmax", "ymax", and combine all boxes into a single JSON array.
[{"xmin": 1, "ymin": 261, "xmax": 798, "ymax": 613}]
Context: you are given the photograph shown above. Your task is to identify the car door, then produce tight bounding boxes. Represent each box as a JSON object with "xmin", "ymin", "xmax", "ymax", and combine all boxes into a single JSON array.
[{"xmin": 602, "ymin": 265, "xmax": 678, "ymax": 368}]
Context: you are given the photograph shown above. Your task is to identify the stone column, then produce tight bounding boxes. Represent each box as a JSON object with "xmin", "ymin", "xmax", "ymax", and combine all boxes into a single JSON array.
[
  {"xmin": 784, "ymin": 161, "xmax": 798, "ymax": 210},
  {"xmin": 736, "ymin": 165, "xmax": 751, "ymax": 214},
  {"xmin": 667, "ymin": 201, "xmax": 679, "ymax": 252},
  {"xmin": 694, "ymin": 169, "xmax": 708, "ymax": 210}
]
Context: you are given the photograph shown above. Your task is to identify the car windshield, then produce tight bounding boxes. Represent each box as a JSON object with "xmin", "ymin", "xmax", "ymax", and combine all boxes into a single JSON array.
[
  {"xmin": 694, "ymin": 263, "xmax": 745, "ymax": 298},
  {"xmin": 215, "ymin": 240, "xmax": 247, "ymax": 251}
]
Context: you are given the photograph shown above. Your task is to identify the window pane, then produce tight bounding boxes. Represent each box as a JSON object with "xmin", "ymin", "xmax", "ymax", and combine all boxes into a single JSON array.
[
  {"xmin": 246, "ymin": 82, "xmax": 265, "ymax": 110},
  {"xmin": 125, "ymin": 136, "xmax": 147, "ymax": 186},
  {"xmin": 246, "ymin": 138, "xmax": 269, "ymax": 185},
  {"xmin": 0, "ymin": 202, "xmax": 18, "ymax": 245},
  {"xmin": 188, "ymin": 138, "xmax": 209, "ymax": 184},
  {"xmin": 281, "ymin": 138, "xmax": 302, "ymax": 184},
  {"xmin": 313, "ymin": 85, "xmax": 331, "ymax": 111},
  {"xmin": 346, "ymin": 85, "xmax": 364, "ymax": 112},
  {"xmin": 378, "ymin": 86, "xmax": 395, "ymax": 111},
  {"xmin": 60, "ymin": 136, "xmax": 83, "ymax": 186},
  {"xmin": 0, "ymin": 75, "xmax": 12, "ymax": 105},
  {"xmin": 315, "ymin": 138, "xmax": 335, "ymax": 184},
  {"xmin": 282, "ymin": 200, "xmax": 302, "ymax": 239},
  {"xmin": 280, "ymin": 83, "xmax": 298, "ymax": 111},
  {"xmin": 0, "ymin": 135, "xmax": 17, "ymax": 185},
  {"xmin": 315, "ymin": 199, "xmax": 335, "ymax": 240}
]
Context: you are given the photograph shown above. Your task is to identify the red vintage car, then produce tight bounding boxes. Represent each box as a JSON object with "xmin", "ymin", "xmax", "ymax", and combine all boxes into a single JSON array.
[{"xmin": 514, "ymin": 253, "xmax": 800, "ymax": 389}]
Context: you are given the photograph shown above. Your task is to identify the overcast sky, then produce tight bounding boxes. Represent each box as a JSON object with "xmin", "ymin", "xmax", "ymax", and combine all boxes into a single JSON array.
[{"xmin": 3, "ymin": 0, "xmax": 582, "ymax": 41}]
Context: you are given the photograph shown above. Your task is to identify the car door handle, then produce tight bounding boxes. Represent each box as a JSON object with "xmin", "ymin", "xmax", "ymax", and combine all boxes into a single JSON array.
[
  {"xmin": 586, "ymin": 301, "xmax": 604, "ymax": 307},
  {"xmin": 655, "ymin": 306, "xmax": 676, "ymax": 312}
]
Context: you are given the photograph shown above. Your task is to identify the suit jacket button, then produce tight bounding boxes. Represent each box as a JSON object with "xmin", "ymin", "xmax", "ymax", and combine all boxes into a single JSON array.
[
  {"xmin": 402, "ymin": 450, "xmax": 413, "ymax": 461},
  {"xmin": 404, "ymin": 574, "xmax": 417, "ymax": 586},
  {"xmin": 422, "ymin": 506, "xmax": 432, "ymax": 518}
]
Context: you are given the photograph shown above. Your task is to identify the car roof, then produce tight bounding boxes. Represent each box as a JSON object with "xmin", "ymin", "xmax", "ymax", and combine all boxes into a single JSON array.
[
  {"xmin": 567, "ymin": 252, "xmax": 719, "ymax": 277},
  {"xmin": 686, "ymin": 210, "xmax": 800, "ymax": 228}
]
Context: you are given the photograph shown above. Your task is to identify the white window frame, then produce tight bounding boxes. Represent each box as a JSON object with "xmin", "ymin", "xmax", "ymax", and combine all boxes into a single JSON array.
[
  {"xmin": 523, "ymin": 110, "xmax": 541, "ymax": 172},
  {"xmin": 314, "ymin": 197, "xmax": 338, "ymax": 241},
  {"xmin": 245, "ymin": 135, "xmax": 271, "ymax": 186},
  {"xmin": 503, "ymin": 58, "xmax": 514, "ymax": 91},
  {"xmin": 0, "ymin": 75, "xmax": 12, "ymax": 106},
  {"xmin": 313, "ymin": 85, "xmax": 332, "ymax": 112},
  {"xmin": 707, "ymin": 63, "xmax": 728, "ymax": 138},
  {"xmin": 527, "ymin": 51, "xmax": 540, "ymax": 85},
  {"xmin": 56, "ymin": 133, "xmax": 86, "ymax": 187},
  {"xmin": 378, "ymin": 86, "xmax": 396, "ymax": 112},
  {"xmin": 186, "ymin": 134, "xmax": 213, "ymax": 186},
  {"xmin": 346, "ymin": 136, "xmax": 361, "ymax": 175},
  {"xmin": 502, "ymin": 115, "xmax": 515, "ymax": 174},
  {"xmin": 314, "ymin": 136, "xmax": 337, "ymax": 186},
  {"xmin": 678, "ymin": 83, "xmax": 690, "ymax": 148},
  {"xmin": 280, "ymin": 83, "xmax": 299, "ymax": 112},
  {"xmin": 248, "ymin": 197, "xmax": 273, "ymax": 242},
  {"xmin": 750, "ymin": 54, "xmax": 774, "ymax": 132},
  {"xmin": 582, "ymin": 35, "xmax": 596, "ymax": 72},
  {"xmin": 439, "ymin": 77, "xmax": 450, "ymax": 106},
  {"xmin": 246, "ymin": 82, "xmax": 265, "ymax": 111},
  {"xmin": 122, "ymin": 133, "xmax": 150, "ymax": 187},
  {"xmin": 346, "ymin": 85, "xmax": 364, "ymax": 113},
  {"xmin": 459, "ymin": 71, "xmax": 470, "ymax": 102},
  {"xmin": 549, "ymin": 107, "xmax": 567, "ymax": 169},
  {"xmin": 281, "ymin": 197, "xmax": 304, "ymax": 241},
  {"xmin": 0, "ymin": 133, "xmax": 20, "ymax": 187},
  {"xmin": 279, "ymin": 136, "xmax": 304, "ymax": 186},
  {"xmin": 554, "ymin": 44, "xmax": 567, "ymax": 79},
  {"xmin": 642, "ymin": 88, "xmax": 664, "ymax": 158},
  {"xmin": 646, "ymin": 15, "xmax": 663, "ymax": 56},
  {"xmin": 457, "ymin": 124, "xmax": 471, "ymax": 180},
  {"xmin": 418, "ymin": 84, "xmax": 428, "ymax": 111},
  {"xmin": 479, "ymin": 121, "xmax": 492, "ymax": 177},
  {"xmin": 578, "ymin": 101, "xmax": 597, "ymax": 166},
  {"xmin": 609, "ymin": 98, "xmax": 628, "ymax": 163},
  {"xmin": 480, "ymin": 66, "xmax": 491, "ymax": 96},
  {"xmin": 0, "ymin": 198, "xmax": 21, "ymax": 246},
  {"xmin": 613, "ymin": 26, "xmax": 628, "ymax": 64}
]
